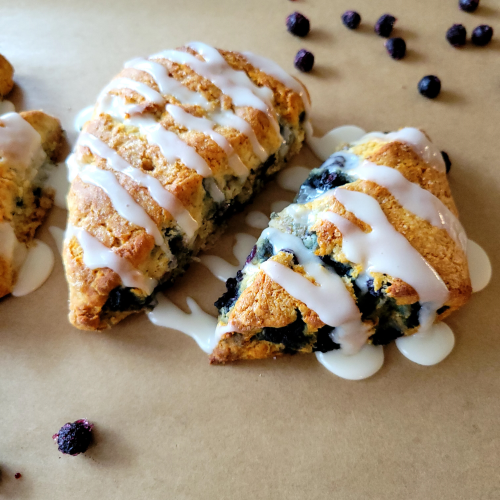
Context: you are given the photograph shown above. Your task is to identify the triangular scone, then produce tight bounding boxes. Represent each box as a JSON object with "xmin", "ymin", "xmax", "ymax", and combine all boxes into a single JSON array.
[
  {"xmin": 0, "ymin": 110, "xmax": 63, "ymax": 297},
  {"xmin": 211, "ymin": 128, "xmax": 472, "ymax": 363},
  {"xmin": 63, "ymin": 43, "xmax": 309, "ymax": 330}
]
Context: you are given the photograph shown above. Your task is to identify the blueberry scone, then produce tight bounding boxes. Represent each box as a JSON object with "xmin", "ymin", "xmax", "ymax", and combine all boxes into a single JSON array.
[
  {"xmin": 64, "ymin": 43, "xmax": 309, "ymax": 330},
  {"xmin": 211, "ymin": 128, "xmax": 471, "ymax": 363},
  {"xmin": 0, "ymin": 111, "xmax": 63, "ymax": 298}
]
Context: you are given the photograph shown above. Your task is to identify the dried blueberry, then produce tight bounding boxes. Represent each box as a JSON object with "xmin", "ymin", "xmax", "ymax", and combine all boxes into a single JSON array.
[
  {"xmin": 375, "ymin": 14, "xmax": 396, "ymax": 37},
  {"xmin": 459, "ymin": 0, "xmax": 479, "ymax": 12},
  {"xmin": 385, "ymin": 37, "xmax": 406, "ymax": 59},
  {"xmin": 446, "ymin": 24, "xmax": 467, "ymax": 47},
  {"xmin": 53, "ymin": 419, "xmax": 93, "ymax": 456},
  {"xmin": 418, "ymin": 75, "xmax": 441, "ymax": 99},
  {"xmin": 341, "ymin": 10, "xmax": 361, "ymax": 30},
  {"xmin": 441, "ymin": 151, "xmax": 452, "ymax": 173},
  {"xmin": 471, "ymin": 25, "xmax": 493, "ymax": 46},
  {"xmin": 280, "ymin": 248, "xmax": 299, "ymax": 265},
  {"xmin": 286, "ymin": 12, "xmax": 310, "ymax": 37},
  {"xmin": 294, "ymin": 49, "xmax": 314, "ymax": 72}
]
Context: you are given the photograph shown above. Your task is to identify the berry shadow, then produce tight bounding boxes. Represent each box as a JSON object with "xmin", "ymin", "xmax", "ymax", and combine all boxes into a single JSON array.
[
  {"xmin": 435, "ymin": 89, "xmax": 465, "ymax": 104},
  {"xmin": 477, "ymin": 5, "xmax": 499, "ymax": 18},
  {"xmin": 393, "ymin": 27, "xmax": 419, "ymax": 41},
  {"xmin": 309, "ymin": 64, "xmax": 336, "ymax": 79},
  {"xmin": 402, "ymin": 48, "xmax": 425, "ymax": 63},
  {"xmin": 307, "ymin": 27, "xmax": 334, "ymax": 43},
  {"xmin": 466, "ymin": 38, "xmax": 500, "ymax": 52},
  {"xmin": 84, "ymin": 425, "xmax": 135, "ymax": 468}
]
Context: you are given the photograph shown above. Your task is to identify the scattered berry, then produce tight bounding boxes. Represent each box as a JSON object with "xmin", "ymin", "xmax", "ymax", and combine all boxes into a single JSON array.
[
  {"xmin": 441, "ymin": 151, "xmax": 452, "ymax": 173},
  {"xmin": 375, "ymin": 14, "xmax": 396, "ymax": 37},
  {"xmin": 446, "ymin": 24, "xmax": 467, "ymax": 47},
  {"xmin": 418, "ymin": 75, "xmax": 441, "ymax": 99},
  {"xmin": 14, "ymin": 473, "xmax": 22, "ymax": 479},
  {"xmin": 53, "ymin": 419, "xmax": 94, "ymax": 456},
  {"xmin": 471, "ymin": 25, "xmax": 493, "ymax": 46},
  {"xmin": 286, "ymin": 12, "xmax": 310, "ymax": 37},
  {"xmin": 341, "ymin": 11, "xmax": 361, "ymax": 30},
  {"xmin": 385, "ymin": 37, "xmax": 406, "ymax": 59},
  {"xmin": 294, "ymin": 49, "xmax": 314, "ymax": 72},
  {"xmin": 459, "ymin": 0, "xmax": 479, "ymax": 13}
]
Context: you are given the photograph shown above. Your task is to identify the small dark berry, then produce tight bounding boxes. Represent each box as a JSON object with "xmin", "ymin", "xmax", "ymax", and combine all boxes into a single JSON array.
[
  {"xmin": 341, "ymin": 10, "xmax": 361, "ymax": 30},
  {"xmin": 446, "ymin": 24, "xmax": 467, "ymax": 47},
  {"xmin": 418, "ymin": 75, "xmax": 441, "ymax": 99},
  {"xmin": 286, "ymin": 12, "xmax": 310, "ymax": 37},
  {"xmin": 459, "ymin": 0, "xmax": 479, "ymax": 13},
  {"xmin": 441, "ymin": 151, "xmax": 452, "ymax": 173},
  {"xmin": 294, "ymin": 49, "xmax": 314, "ymax": 72},
  {"xmin": 15, "ymin": 473, "xmax": 22, "ymax": 479},
  {"xmin": 385, "ymin": 37, "xmax": 406, "ymax": 59},
  {"xmin": 375, "ymin": 14, "xmax": 396, "ymax": 37},
  {"xmin": 53, "ymin": 419, "xmax": 93, "ymax": 456},
  {"xmin": 280, "ymin": 248, "xmax": 299, "ymax": 265},
  {"xmin": 471, "ymin": 25, "xmax": 493, "ymax": 46}
]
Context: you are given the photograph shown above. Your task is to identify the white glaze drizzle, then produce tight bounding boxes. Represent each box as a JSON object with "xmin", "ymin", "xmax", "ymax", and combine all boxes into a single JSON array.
[
  {"xmin": 74, "ymin": 105, "xmax": 94, "ymax": 131},
  {"xmin": 245, "ymin": 211, "xmax": 269, "ymax": 229},
  {"xmin": 241, "ymin": 51, "xmax": 310, "ymax": 115},
  {"xmin": 11, "ymin": 239, "xmax": 55, "ymax": 296},
  {"xmin": 200, "ymin": 233, "xmax": 257, "ymax": 281},
  {"xmin": 277, "ymin": 166, "xmax": 310, "ymax": 192},
  {"xmin": 396, "ymin": 322, "xmax": 455, "ymax": 366},
  {"xmin": 0, "ymin": 100, "xmax": 15, "ymax": 115},
  {"xmin": 147, "ymin": 294, "xmax": 218, "ymax": 353},
  {"xmin": 356, "ymin": 128, "xmax": 446, "ymax": 172},
  {"xmin": 66, "ymin": 224, "xmax": 157, "ymax": 294},
  {"xmin": 166, "ymin": 104, "xmax": 248, "ymax": 178},
  {"xmin": 467, "ymin": 239, "xmax": 492, "ymax": 293},
  {"xmin": 322, "ymin": 189, "xmax": 450, "ymax": 306},
  {"xmin": 76, "ymin": 164, "xmax": 169, "ymax": 254},
  {"xmin": 69, "ymin": 132, "xmax": 197, "ymax": 239},
  {"xmin": 125, "ymin": 58, "xmax": 212, "ymax": 109},
  {"xmin": 306, "ymin": 123, "xmax": 367, "ymax": 161},
  {"xmin": 316, "ymin": 344, "xmax": 384, "ymax": 380},
  {"xmin": 346, "ymin": 160, "xmax": 467, "ymax": 251}
]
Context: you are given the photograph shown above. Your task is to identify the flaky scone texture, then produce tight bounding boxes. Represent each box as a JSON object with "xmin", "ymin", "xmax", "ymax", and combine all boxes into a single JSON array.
[
  {"xmin": 0, "ymin": 111, "xmax": 63, "ymax": 298},
  {"xmin": 64, "ymin": 45, "xmax": 308, "ymax": 330},
  {"xmin": 211, "ymin": 133, "xmax": 471, "ymax": 364}
]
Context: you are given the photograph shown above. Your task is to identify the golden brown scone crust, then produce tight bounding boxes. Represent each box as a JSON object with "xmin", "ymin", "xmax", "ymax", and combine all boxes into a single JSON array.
[
  {"xmin": 0, "ymin": 54, "xmax": 14, "ymax": 98},
  {"xmin": 211, "ymin": 135, "xmax": 472, "ymax": 364},
  {"xmin": 0, "ymin": 111, "xmax": 63, "ymax": 298},
  {"xmin": 65, "ymin": 45, "xmax": 308, "ymax": 330}
]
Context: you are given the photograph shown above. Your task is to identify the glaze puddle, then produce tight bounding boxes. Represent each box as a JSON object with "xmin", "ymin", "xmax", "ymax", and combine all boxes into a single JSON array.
[
  {"xmin": 245, "ymin": 211, "xmax": 269, "ymax": 229},
  {"xmin": 467, "ymin": 239, "xmax": 492, "ymax": 293},
  {"xmin": 277, "ymin": 166, "xmax": 311, "ymax": 192}
]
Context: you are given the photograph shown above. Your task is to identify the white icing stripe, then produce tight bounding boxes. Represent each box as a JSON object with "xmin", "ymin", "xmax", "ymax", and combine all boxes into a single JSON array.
[
  {"xmin": 348, "ymin": 161, "xmax": 467, "ymax": 251},
  {"xmin": 0, "ymin": 112, "xmax": 46, "ymax": 174},
  {"xmin": 259, "ymin": 227, "xmax": 361, "ymax": 328},
  {"xmin": 152, "ymin": 45, "xmax": 281, "ymax": 138},
  {"xmin": 77, "ymin": 165, "xmax": 168, "ymax": 252},
  {"xmin": 125, "ymin": 58, "xmax": 211, "ymax": 109},
  {"xmin": 101, "ymin": 77, "xmax": 165, "ymax": 109},
  {"xmin": 241, "ymin": 51, "xmax": 310, "ymax": 115},
  {"xmin": 322, "ymin": 189, "xmax": 450, "ymax": 305},
  {"xmin": 71, "ymin": 133, "xmax": 198, "ymax": 239},
  {"xmin": 211, "ymin": 110, "xmax": 267, "ymax": 162},
  {"xmin": 166, "ymin": 104, "xmax": 248, "ymax": 177},
  {"xmin": 66, "ymin": 224, "xmax": 157, "ymax": 294},
  {"xmin": 357, "ymin": 128, "xmax": 446, "ymax": 172}
]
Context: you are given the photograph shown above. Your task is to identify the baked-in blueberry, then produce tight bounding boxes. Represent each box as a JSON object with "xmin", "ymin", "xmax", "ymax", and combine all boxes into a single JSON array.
[
  {"xmin": 257, "ymin": 309, "xmax": 310, "ymax": 352},
  {"xmin": 53, "ymin": 419, "xmax": 93, "ymax": 456},
  {"xmin": 294, "ymin": 49, "xmax": 314, "ymax": 72},
  {"xmin": 385, "ymin": 37, "xmax": 407, "ymax": 59},
  {"xmin": 446, "ymin": 24, "xmax": 467, "ymax": 47},
  {"xmin": 320, "ymin": 255, "xmax": 351, "ymax": 277},
  {"xmin": 104, "ymin": 287, "xmax": 154, "ymax": 312},
  {"xmin": 441, "ymin": 151, "xmax": 452, "ymax": 173},
  {"xmin": 286, "ymin": 12, "xmax": 310, "ymax": 37},
  {"xmin": 341, "ymin": 10, "xmax": 361, "ymax": 30},
  {"xmin": 214, "ymin": 271, "xmax": 243, "ymax": 312},
  {"xmin": 418, "ymin": 75, "xmax": 441, "ymax": 99},
  {"xmin": 245, "ymin": 245, "xmax": 257, "ymax": 264},
  {"xmin": 375, "ymin": 14, "xmax": 396, "ymax": 37},
  {"xmin": 280, "ymin": 248, "xmax": 299, "ymax": 265},
  {"xmin": 313, "ymin": 325, "xmax": 340, "ymax": 352},
  {"xmin": 459, "ymin": 0, "xmax": 479, "ymax": 12},
  {"xmin": 471, "ymin": 25, "xmax": 493, "ymax": 46}
]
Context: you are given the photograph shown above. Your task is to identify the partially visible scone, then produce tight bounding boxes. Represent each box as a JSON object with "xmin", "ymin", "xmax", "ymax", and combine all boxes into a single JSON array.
[
  {"xmin": 64, "ymin": 43, "xmax": 309, "ymax": 330},
  {"xmin": 0, "ymin": 54, "xmax": 14, "ymax": 98},
  {"xmin": 211, "ymin": 128, "xmax": 471, "ymax": 363},
  {"xmin": 0, "ymin": 111, "xmax": 63, "ymax": 298}
]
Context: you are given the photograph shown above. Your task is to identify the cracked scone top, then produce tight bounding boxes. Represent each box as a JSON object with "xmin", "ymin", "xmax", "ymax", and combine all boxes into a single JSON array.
[
  {"xmin": 211, "ymin": 128, "xmax": 472, "ymax": 364},
  {"xmin": 63, "ymin": 43, "xmax": 310, "ymax": 330}
]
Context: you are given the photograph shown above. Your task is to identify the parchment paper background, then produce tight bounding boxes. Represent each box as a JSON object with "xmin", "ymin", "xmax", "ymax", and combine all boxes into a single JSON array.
[{"xmin": 1, "ymin": 0, "xmax": 498, "ymax": 498}]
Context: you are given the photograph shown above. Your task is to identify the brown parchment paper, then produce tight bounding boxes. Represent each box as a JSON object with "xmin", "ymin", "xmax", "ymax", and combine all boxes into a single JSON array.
[{"xmin": 0, "ymin": 0, "xmax": 499, "ymax": 498}]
